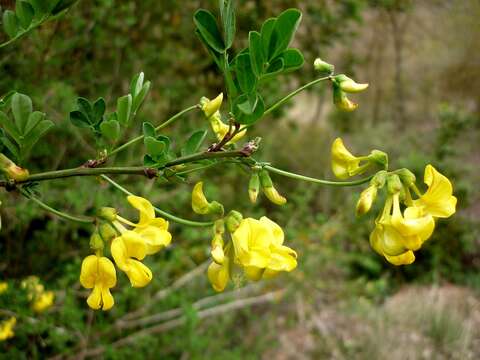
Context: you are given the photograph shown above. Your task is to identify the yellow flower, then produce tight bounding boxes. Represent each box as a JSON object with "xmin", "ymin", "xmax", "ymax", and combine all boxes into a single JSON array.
[
  {"xmin": 201, "ymin": 93, "xmax": 223, "ymax": 118},
  {"xmin": 32, "ymin": 291, "xmax": 55, "ymax": 313},
  {"xmin": 208, "ymin": 112, "xmax": 246, "ymax": 144},
  {"xmin": 331, "ymin": 138, "xmax": 367, "ymax": 179},
  {"xmin": 111, "ymin": 231, "xmax": 152, "ymax": 288},
  {"xmin": 356, "ymin": 185, "xmax": 378, "ymax": 216},
  {"xmin": 119, "ymin": 196, "xmax": 172, "ymax": 255},
  {"xmin": 232, "ymin": 217, "xmax": 297, "ymax": 280},
  {"xmin": 259, "ymin": 170, "xmax": 287, "ymax": 206},
  {"xmin": 191, "ymin": 182, "xmax": 224, "ymax": 215},
  {"xmin": 370, "ymin": 222, "xmax": 415, "ymax": 266},
  {"xmin": 0, "ymin": 282, "xmax": 8, "ymax": 294},
  {"xmin": 333, "ymin": 83, "xmax": 358, "ymax": 112},
  {"xmin": 336, "ymin": 75, "xmax": 369, "ymax": 93},
  {"xmin": 80, "ymin": 255, "xmax": 116, "ymax": 310},
  {"xmin": 208, "ymin": 254, "xmax": 230, "ymax": 292},
  {"xmin": 0, "ymin": 317, "xmax": 16, "ymax": 341},
  {"xmin": 413, "ymin": 165, "xmax": 457, "ymax": 218}
]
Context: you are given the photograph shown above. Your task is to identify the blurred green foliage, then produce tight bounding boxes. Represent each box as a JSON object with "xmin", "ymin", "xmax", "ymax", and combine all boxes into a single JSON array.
[{"xmin": 0, "ymin": 0, "xmax": 479, "ymax": 358}]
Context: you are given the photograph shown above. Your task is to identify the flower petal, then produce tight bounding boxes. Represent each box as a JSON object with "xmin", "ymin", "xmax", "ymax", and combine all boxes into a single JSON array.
[
  {"xmin": 80, "ymin": 255, "xmax": 99, "ymax": 289},
  {"xmin": 127, "ymin": 195, "xmax": 156, "ymax": 226},
  {"xmin": 384, "ymin": 250, "xmax": 415, "ymax": 266}
]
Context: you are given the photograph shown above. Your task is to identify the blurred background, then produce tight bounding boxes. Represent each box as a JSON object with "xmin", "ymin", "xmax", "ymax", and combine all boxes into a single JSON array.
[{"xmin": 0, "ymin": 0, "xmax": 479, "ymax": 359}]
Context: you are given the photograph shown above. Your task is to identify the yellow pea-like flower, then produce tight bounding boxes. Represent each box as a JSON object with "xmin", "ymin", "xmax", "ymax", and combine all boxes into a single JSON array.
[
  {"xmin": 191, "ymin": 182, "xmax": 224, "ymax": 215},
  {"xmin": 207, "ymin": 255, "xmax": 230, "ymax": 292},
  {"xmin": 208, "ymin": 112, "xmax": 247, "ymax": 144},
  {"xmin": 232, "ymin": 217, "xmax": 297, "ymax": 280},
  {"xmin": 0, "ymin": 317, "xmax": 16, "ymax": 341},
  {"xmin": 356, "ymin": 185, "xmax": 378, "ymax": 216},
  {"xmin": 259, "ymin": 170, "xmax": 287, "ymax": 206},
  {"xmin": 32, "ymin": 291, "xmax": 55, "ymax": 313},
  {"xmin": 201, "ymin": 93, "xmax": 223, "ymax": 118},
  {"xmin": 369, "ymin": 223, "xmax": 415, "ymax": 266},
  {"xmin": 80, "ymin": 255, "xmax": 116, "ymax": 311},
  {"xmin": 333, "ymin": 84, "xmax": 358, "ymax": 112},
  {"xmin": 111, "ymin": 231, "xmax": 152, "ymax": 288},
  {"xmin": 331, "ymin": 138, "xmax": 366, "ymax": 180},
  {"xmin": 413, "ymin": 165, "xmax": 457, "ymax": 218}
]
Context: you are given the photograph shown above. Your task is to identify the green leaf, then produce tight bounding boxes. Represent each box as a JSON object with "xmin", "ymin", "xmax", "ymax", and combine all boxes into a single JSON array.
[
  {"xmin": 0, "ymin": 135, "xmax": 19, "ymax": 159},
  {"xmin": 142, "ymin": 122, "xmax": 156, "ymax": 138},
  {"xmin": 249, "ymin": 31, "xmax": 264, "ymax": 77},
  {"xmin": 16, "ymin": 1, "xmax": 34, "ymax": 29},
  {"xmin": 117, "ymin": 94, "xmax": 132, "ymax": 125},
  {"xmin": 100, "ymin": 120, "xmax": 120, "ymax": 141},
  {"xmin": 145, "ymin": 136, "xmax": 166, "ymax": 156},
  {"xmin": 77, "ymin": 98, "xmax": 93, "ymax": 123},
  {"xmin": 236, "ymin": 53, "xmax": 256, "ymax": 94},
  {"xmin": 233, "ymin": 93, "xmax": 265, "ymax": 125},
  {"xmin": 0, "ymin": 111, "xmax": 21, "ymax": 143},
  {"xmin": 143, "ymin": 154, "xmax": 157, "ymax": 167},
  {"xmin": 260, "ymin": 18, "xmax": 276, "ymax": 59},
  {"xmin": 281, "ymin": 48, "xmax": 304, "ymax": 72},
  {"xmin": 23, "ymin": 119, "xmax": 54, "ymax": 153},
  {"xmin": 270, "ymin": 9, "xmax": 302, "ymax": 59},
  {"xmin": 11, "ymin": 93, "xmax": 32, "ymax": 133},
  {"xmin": 181, "ymin": 130, "xmax": 207, "ymax": 156},
  {"xmin": 130, "ymin": 72, "xmax": 144, "ymax": 99},
  {"xmin": 29, "ymin": 0, "xmax": 49, "ymax": 16},
  {"xmin": 93, "ymin": 98, "xmax": 106, "ymax": 124},
  {"xmin": 220, "ymin": 0, "xmax": 236, "ymax": 49},
  {"xmin": 194, "ymin": 9, "xmax": 225, "ymax": 53},
  {"xmin": 3, "ymin": 10, "xmax": 19, "ymax": 39},
  {"xmin": 24, "ymin": 111, "xmax": 45, "ymax": 136},
  {"xmin": 51, "ymin": 0, "xmax": 77, "ymax": 15},
  {"xmin": 69, "ymin": 110, "xmax": 91, "ymax": 128},
  {"xmin": 195, "ymin": 29, "xmax": 224, "ymax": 68},
  {"xmin": 237, "ymin": 94, "xmax": 258, "ymax": 115},
  {"xmin": 132, "ymin": 81, "xmax": 150, "ymax": 115},
  {"xmin": 0, "ymin": 91, "xmax": 16, "ymax": 111},
  {"xmin": 264, "ymin": 58, "xmax": 285, "ymax": 79}
]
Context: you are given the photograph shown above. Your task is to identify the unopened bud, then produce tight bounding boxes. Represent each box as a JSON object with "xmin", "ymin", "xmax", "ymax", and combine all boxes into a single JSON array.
[
  {"xmin": 89, "ymin": 232, "xmax": 104, "ymax": 251},
  {"xmin": 248, "ymin": 172, "xmax": 260, "ymax": 203},
  {"xmin": 225, "ymin": 210, "xmax": 243, "ymax": 233},
  {"xmin": 371, "ymin": 170, "xmax": 388, "ymax": 188},
  {"xmin": 97, "ymin": 207, "xmax": 117, "ymax": 222},
  {"xmin": 387, "ymin": 174, "xmax": 403, "ymax": 195},
  {"xmin": 211, "ymin": 233, "xmax": 225, "ymax": 265},
  {"xmin": 333, "ymin": 83, "xmax": 358, "ymax": 112},
  {"xmin": 0, "ymin": 154, "xmax": 29, "ymax": 181},
  {"xmin": 191, "ymin": 182, "xmax": 224, "ymax": 215},
  {"xmin": 356, "ymin": 185, "xmax": 378, "ymax": 216},
  {"xmin": 201, "ymin": 93, "xmax": 223, "ymax": 118},
  {"xmin": 314, "ymin": 58, "xmax": 335, "ymax": 74},
  {"xmin": 259, "ymin": 170, "xmax": 287, "ymax": 206},
  {"xmin": 368, "ymin": 150, "xmax": 389, "ymax": 170},
  {"xmin": 334, "ymin": 74, "xmax": 368, "ymax": 93},
  {"xmin": 396, "ymin": 168, "xmax": 416, "ymax": 188},
  {"xmin": 99, "ymin": 223, "xmax": 117, "ymax": 242}
]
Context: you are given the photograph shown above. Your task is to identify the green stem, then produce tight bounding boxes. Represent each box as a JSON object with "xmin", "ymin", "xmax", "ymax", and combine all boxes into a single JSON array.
[
  {"xmin": 100, "ymin": 175, "xmax": 213, "ymax": 227},
  {"xmin": 264, "ymin": 76, "xmax": 331, "ymax": 116},
  {"xmin": 264, "ymin": 165, "xmax": 373, "ymax": 187},
  {"xmin": 109, "ymin": 105, "xmax": 199, "ymax": 157},
  {"xmin": 21, "ymin": 190, "xmax": 94, "ymax": 224}
]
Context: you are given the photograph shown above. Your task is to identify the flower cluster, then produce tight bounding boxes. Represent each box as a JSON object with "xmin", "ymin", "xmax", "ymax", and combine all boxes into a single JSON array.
[
  {"xmin": 79, "ymin": 196, "xmax": 172, "ymax": 310},
  {"xmin": 201, "ymin": 94, "xmax": 246, "ymax": 144},
  {"xmin": 331, "ymin": 138, "xmax": 457, "ymax": 265},
  {"xmin": 21, "ymin": 276, "xmax": 55, "ymax": 313},
  {"xmin": 0, "ymin": 317, "xmax": 16, "ymax": 342},
  {"xmin": 191, "ymin": 182, "xmax": 297, "ymax": 292}
]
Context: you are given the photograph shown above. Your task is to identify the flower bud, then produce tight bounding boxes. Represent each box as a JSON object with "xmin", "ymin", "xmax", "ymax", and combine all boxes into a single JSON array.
[
  {"xmin": 248, "ymin": 172, "xmax": 260, "ymax": 204},
  {"xmin": 387, "ymin": 174, "xmax": 403, "ymax": 195},
  {"xmin": 191, "ymin": 182, "xmax": 224, "ymax": 215},
  {"xmin": 89, "ymin": 232, "xmax": 104, "ymax": 251},
  {"xmin": 201, "ymin": 93, "xmax": 223, "ymax": 118},
  {"xmin": 99, "ymin": 223, "xmax": 117, "ymax": 242},
  {"xmin": 334, "ymin": 74, "xmax": 368, "ymax": 93},
  {"xmin": 356, "ymin": 185, "xmax": 378, "ymax": 216},
  {"xmin": 211, "ymin": 233, "xmax": 225, "ymax": 265},
  {"xmin": 314, "ymin": 58, "xmax": 335, "ymax": 74},
  {"xmin": 0, "ymin": 154, "xmax": 29, "ymax": 181},
  {"xmin": 396, "ymin": 168, "xmax": 416, "ymax": 188},
  {"xmin": 371, "ymin": 170, "xmax": 388, "ymax": 188},
  {"xmin": 368, "ymin": 150, "xmax": 389, "ymax": 170},
  {"xmin": 225, "ymin": 210, "xmax": 243, "ymax": 233},
  {"xmin": 333, "ymin": 83, "xmax": 358, "ymax": 112},
  {"xmin": 259, "ymin": 170, "xmax": 287, "ymax": 206},
  {"xmin": 97, "ymin": 207, "xmax": 117, "ymax": 222}
]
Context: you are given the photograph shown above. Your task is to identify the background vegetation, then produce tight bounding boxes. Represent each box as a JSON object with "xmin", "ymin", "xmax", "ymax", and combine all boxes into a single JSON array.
[{"xmin": 0, "ymin": 0, "xmax": 479, "ymax": 359}]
